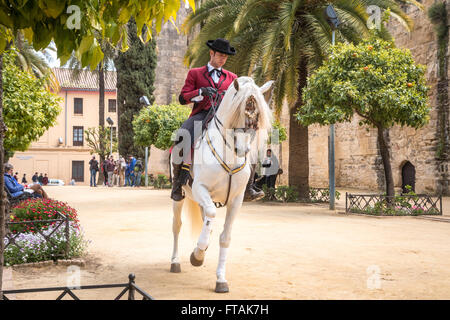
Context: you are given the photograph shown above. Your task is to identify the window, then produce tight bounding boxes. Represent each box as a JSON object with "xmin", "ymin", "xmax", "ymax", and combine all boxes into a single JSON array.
[
  {"xmin": 73, "ymin": 126, "xmax": 84, "ymax": 146},
  {"xmin": 74, "ymin": 98, "xmax": 83, "ymax": 115},
  {"xmin": 108, "ymin": 99, "xmax": 117, "ymax": 112},
  {"xmin": 72, "ymin": 161, "xmax": 84, "ymax": 182}
]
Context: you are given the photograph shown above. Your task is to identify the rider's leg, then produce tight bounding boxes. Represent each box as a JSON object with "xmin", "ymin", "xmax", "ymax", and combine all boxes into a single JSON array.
[{"xmin": 244, "ymin": 163, "xmax": 265, "ymax": 201}]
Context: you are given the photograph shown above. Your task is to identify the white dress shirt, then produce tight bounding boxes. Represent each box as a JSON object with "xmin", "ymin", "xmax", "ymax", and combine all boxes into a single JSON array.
[{"xmin": 191, "ymin": 63, "xmax": 222, "ymax": 102}]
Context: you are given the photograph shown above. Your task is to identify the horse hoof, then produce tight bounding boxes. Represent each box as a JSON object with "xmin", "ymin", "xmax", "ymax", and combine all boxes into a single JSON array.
[
  {"xmin": 215, "ymin": 282, "xmax": 229, "ymax": 293},
  {"xmin": 190, "ymin": 252, "xmax": 204, "ymax": 267},
  {"xmin": 170, "ymin": 263, "xmax": 181, "ymax": 273}
]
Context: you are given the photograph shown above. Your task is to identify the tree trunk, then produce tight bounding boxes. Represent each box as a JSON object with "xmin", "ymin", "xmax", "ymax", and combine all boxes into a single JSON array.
[
  {"xmin": 377, "ymin": 126, "xmax": 395, "ymax": 197},
  {"xmin": 0, "ymin": 53, "xmax": 5, "ymax": 298},
  {"xmin": 97, "ymin": 65, "xmax": 106, "ymax": 185},
  {"xmin": 288, "ymin": 58, "xmax": 309, "ymax": 199}
]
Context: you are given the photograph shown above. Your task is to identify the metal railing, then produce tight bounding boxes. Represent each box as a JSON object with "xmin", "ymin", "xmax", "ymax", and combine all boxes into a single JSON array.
[
  {"xmin": 346, "ymin": 193, "xmax": 443, "ymax": 215},
  {"xmin": 4, "ymin": 211, "xmax": 71, "ymax": 258},
  {"xmin": 1, "ymin": 274, "xmax": 154, "ymax": 300}
]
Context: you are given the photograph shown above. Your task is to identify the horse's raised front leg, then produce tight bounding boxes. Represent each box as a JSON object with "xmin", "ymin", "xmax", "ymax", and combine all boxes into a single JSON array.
[
  {"xmin": 215, "ymin": 192, "xmax": 244, "ymax": 293},
  {"xmin": 190, "ymin": 183, "xmax": 216, "ymax": 267},
  {"xmin": 170, "ymin": 199, "xmax": 184, "ymax": 273}
]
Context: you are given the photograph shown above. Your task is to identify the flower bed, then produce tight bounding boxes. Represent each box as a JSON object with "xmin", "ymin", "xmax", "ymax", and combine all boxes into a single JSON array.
[{"xmin": 3, "ymin": 198, "xmax": 89, "ymax": 266}]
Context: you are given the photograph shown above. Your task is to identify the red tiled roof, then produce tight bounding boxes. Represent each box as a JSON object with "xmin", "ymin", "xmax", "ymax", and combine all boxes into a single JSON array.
[{"xmin": 52, "ymin": 67, "xmax": 117, "ymax": 91}]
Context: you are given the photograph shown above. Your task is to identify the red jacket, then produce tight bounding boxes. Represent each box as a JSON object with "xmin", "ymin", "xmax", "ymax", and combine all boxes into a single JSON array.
[{"xmin": 179, "ymin": 65, "xmax": 237, "ymax": 117}]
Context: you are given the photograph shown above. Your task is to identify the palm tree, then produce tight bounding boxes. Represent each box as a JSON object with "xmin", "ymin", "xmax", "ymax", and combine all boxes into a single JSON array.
[
  {"xmin": 183, "ymin": 0, "xmax": 416, "ymax": 198},
  {"xmin": 13, "ymin": 32, "xmax": 59, "ymax": 91}
]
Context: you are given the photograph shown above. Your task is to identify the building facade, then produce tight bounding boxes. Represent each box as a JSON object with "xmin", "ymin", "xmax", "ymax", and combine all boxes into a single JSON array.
[{"xmin": 10, "ymin": 68, "xmax": 119, "ymax": 185}]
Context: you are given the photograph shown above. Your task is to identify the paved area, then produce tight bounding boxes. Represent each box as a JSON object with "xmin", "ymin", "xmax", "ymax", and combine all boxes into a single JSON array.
[{"xmin": 3, "ymin": 186, "xmax": 450, "ymax": 299}]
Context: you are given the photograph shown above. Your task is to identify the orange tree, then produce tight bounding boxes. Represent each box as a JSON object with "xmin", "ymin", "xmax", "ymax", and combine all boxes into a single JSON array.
[
  {"xmin": 298, "ymin": 35, "xmax": 429, "ymax": 197},
  {"xmin": 0, "ymin": 0, "xmax": 195, "ymax": 296}
]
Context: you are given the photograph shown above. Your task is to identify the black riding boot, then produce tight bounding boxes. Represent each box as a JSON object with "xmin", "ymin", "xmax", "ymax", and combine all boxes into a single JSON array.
[
  {"xmin": 171, "ymin": 162, "xmax": 185, "ymax": 201},
  {"xmin": 171, "ymin": 162, "xmax": 191, "ymax": 201},
  {"xmin": 244, "ymin": 164, "xmax": 264, "ymax": 201}
]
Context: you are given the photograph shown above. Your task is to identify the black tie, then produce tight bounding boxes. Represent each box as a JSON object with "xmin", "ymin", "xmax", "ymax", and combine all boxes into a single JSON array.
[{"xmin": 210, "ymin": 68, "xmax": 222, "ymax": 78}]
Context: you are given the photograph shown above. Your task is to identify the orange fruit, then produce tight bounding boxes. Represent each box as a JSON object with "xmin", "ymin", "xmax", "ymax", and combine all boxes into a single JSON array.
[
  {"xmin": 407, "ymin": 83, "xmax": 413, "ymax": 87},
  {"xmin": 368, "ymin": 45, "xmax": 373, "ymax": 50}
]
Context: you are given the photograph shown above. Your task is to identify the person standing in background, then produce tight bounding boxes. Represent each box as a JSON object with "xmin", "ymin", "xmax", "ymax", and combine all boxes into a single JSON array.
[
  {"xmin": 38, "ymin": 173, "xmax": 44, "ymax": 185},
  {"xmin": 42, "ymin": 173, "xmax": 49, "ymax": 186},
  {"xmin": 21, "ymin": 173, "xmax": 27, "ymax": 184},
  {"xmin": 89, "ymin": 155, "xmax": 99, "ymax": 187},
  {"xmin": 32, "ymin": 172, "xmax": 38, "ymax": 184}
]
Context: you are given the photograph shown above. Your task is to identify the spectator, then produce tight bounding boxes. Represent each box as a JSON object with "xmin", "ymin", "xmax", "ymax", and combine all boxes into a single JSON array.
[
  {"xmin": 124, "ymin": 158, "xmax": 131, "ymax": 186},
  {"xmin": 4, "ymin": 163, "xmax": 48, "ymax": 200},
  {"xmin": 43, "ymin": 173, "xmax": 49, "ymax": 186},
  {"xmin": 21, "ymin": 173, "xmax": 27, "ymax": 184},
  {"xmin": 13, "ymin": 172, "xmax": 18, "ymax": 181},
  {"xmin": 261, "ymin": 149, "xmax": 279, "ymax": 189},
  {"xmin": 89, "ymin": 155, "xmax": 99, "ymax": 187},
  {"xmin": 126, "ymin": 155, "xmax": 137, "ymax": 187},
  {"xmin": 113, "ymin": 160, "xmax": 120, "ymax": 186},
  {"xmin": 102, "ymin": 159, "xmax": 108, "ymax": 186},
  {"xmin": 38, "ymin": 173, "xmax": 44, "ymax": 185},
  {"xmin": 106, "ymin": 155, "xmax": 115, "ymax": 187},
  {"xmin": 32, "ymin": 172, "xmax": 38, "ymax": 183},
  {"xmin": 120, "ymin": 156, "xmax": 127, "ymax": 186},
  {"xmin": 134, "ymin": 159, "xmax": 143, "ymax": 187}
]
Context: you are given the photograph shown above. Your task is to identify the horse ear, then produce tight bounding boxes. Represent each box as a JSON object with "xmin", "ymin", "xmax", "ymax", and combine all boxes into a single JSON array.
[
  {"xmin": 233, "ymin": 78, "xmax": 239, "ymax": 91},
  {"xmin": 260, "ymin": 80, "xmax": 274, "ymax": 104}
]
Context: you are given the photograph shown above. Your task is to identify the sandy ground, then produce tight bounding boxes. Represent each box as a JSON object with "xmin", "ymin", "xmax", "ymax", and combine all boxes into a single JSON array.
[{"xmin": 3, "ymin": 185, "xmax": 450, "ymax": 300}]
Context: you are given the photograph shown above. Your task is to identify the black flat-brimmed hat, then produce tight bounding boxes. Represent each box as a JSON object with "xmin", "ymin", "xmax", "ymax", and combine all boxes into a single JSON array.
[{"xmin": 206, "ymin": 38, "xmax": 236, "ymax": 55}]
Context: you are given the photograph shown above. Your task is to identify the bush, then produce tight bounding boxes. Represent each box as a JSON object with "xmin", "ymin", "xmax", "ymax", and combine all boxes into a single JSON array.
[
  {"xmin": 3, "ymin": 198, "xmax": 89, "ymax": 266},
  {"xmin": 275, "ymin": 185, "xmax": 299, "ymax": 202},
  {"xmin": 153, "ymin": 174, "xmax": 171, "ymax": 189},
  {"xmin": 9, "ymin": 198, "xmax": 79, "ymax": 234},
  {"xmin": 3, "ymin": 223, "xmax": 89, "ymax": 266}
]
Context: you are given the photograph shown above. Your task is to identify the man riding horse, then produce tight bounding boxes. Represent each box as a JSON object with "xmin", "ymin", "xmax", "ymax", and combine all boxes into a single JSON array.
[{"xmin": 171, "ymin": 38, "xmax": 264, "ymax": 202}]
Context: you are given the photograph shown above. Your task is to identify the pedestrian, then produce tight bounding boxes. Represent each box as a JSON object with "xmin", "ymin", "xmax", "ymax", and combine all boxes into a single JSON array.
[
  {"xmin": 42, "ymin": 173, "xmax": 49, "ymax": 186},
  {"xmin": 13, "ymin": 172, "xmax": 18, "ymax": 181},
  {"xmin": 113, "ymin": 160, "xmax": 120, "ymax": 186},
  {"xmin": 102, "ymin": 159, "xmax": 108, "ymax": 186},
  {"xmin": 89, "ymin": 155, "xmax": 99, "ymax": 187},
  {"xmin": 21, "ymin": 173, "xmax": 27, "ymax": 184},
  {"xmin": 32, "ymin": 172, "xmax": 38, "ymax": 184},
  {"xmin": 127, "ymin": 155, "xmax": 137, "ymax": 187},
  {"xmin": 38, "ymin": 173, "xmax": 44, "ymax": 185},
  {"xmin": 119, "ymin": 156, "xmax": 126, "ymax": 186},
  {"xmin": 106, "ymin": 155, "xmax": 115, "ymax": 187},
  {"xmin": 134, "ymin": 159, "xmax": 143, "ymax": 187},
  {"xmin": 261, "ymin": 149, "xmax": 279, "ymax": 189}
]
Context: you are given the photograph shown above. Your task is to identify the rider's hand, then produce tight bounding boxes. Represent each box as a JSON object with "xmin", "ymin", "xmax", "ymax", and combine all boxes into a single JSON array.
[{"xmin": 200, "ymin": 87, "xmax": 217, "ymax": 97}]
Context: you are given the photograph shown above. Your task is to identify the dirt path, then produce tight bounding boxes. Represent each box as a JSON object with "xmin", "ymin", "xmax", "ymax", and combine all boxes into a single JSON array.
[{"xmin": 3, "ymin": 186, "xmax": 450, "ymax": 299}]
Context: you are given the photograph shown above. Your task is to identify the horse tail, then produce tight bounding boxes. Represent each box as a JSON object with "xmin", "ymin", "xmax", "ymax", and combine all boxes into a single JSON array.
[{"xmin": 184, "ymin": 197, "xmax": 203, "ymax": 239}]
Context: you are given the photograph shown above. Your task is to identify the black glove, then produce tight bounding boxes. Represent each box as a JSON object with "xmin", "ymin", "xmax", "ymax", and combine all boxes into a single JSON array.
[{"xmin": 200, "ymin": 87, "xmax": 217, "ymax": 97}]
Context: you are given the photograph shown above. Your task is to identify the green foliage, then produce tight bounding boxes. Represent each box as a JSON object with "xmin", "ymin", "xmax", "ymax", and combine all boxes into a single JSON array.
[
  {"xmin": 299, "ymin": 35, "xmax": 430, "ymax": 130},
  {"xmin": 115, "ymin": 18, "xmax": 157, "ymax": 159},
  {"xmin": 4, "ymin": 198, "xmax": 88, "ymax": 265},
  {"xmin": 275, "ymin": 185, "xmax": 299, "ymax": 203},
  {"xmin": 133, "ymin": 101, "xmax": 191, "ymax": 151},
  {"xmin": 3, "ymin": 50, "xmax": 61, "ymax": 155},
  {"xmin": 152, "ymin": 174, "xmax": 171, "ymax": 189},
  {"xmin": 0, "ymin": 0, "xmax": 195, "ymax": 70},
  {"xmin": 308, "ymin": 188, "xmax": 341, "ymax": 203},
  {"xmin": 267, "ymin": 120, "xmax": 287, "ymax": 144},
  {"xmin": 84, "ymin": 126, "xmax": 118, "ymax": 159},
  {"xmin": 262, "ymin": 185, "xmax": 276, "ymax": 202}
]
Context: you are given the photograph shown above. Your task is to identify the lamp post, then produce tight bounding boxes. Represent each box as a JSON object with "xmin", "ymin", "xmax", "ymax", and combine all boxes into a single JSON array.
[
  {"xmin": 106, "ymin": 117, "xmax": 114, "ymax": 156},
  {"xmin": 140, "ymin": 96, "xmax": 151, "ymax": 187},
  {"xmin": 325, "ymin": 5, "xmax": 341, "ymax": 210}
]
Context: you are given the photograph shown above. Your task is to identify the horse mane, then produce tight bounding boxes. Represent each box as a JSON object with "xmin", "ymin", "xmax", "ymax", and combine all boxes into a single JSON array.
[{"xmin": 218, "ymin": 76, "xmax": 272, "ymax": 132}]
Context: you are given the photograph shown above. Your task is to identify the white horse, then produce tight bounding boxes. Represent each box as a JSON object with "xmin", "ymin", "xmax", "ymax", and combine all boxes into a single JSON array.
[{"xmin": 170, "ymin": 76, "xmax": 274, "ymax": 293}]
